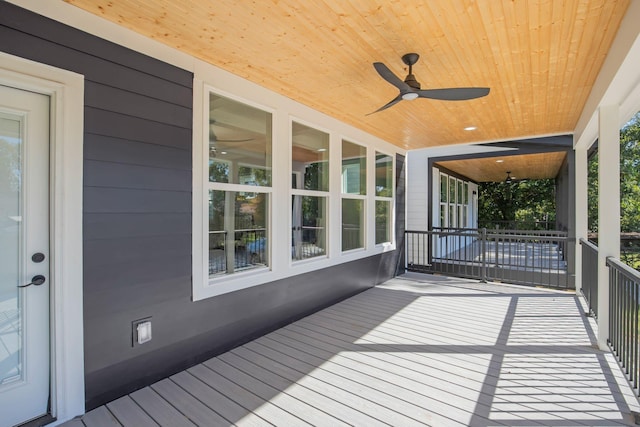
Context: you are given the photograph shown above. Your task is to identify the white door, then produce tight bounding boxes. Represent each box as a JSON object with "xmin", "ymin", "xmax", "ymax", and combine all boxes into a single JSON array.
[{"xmin": 0, "ymin": 85, "xmax": 50, "ymax": 427}]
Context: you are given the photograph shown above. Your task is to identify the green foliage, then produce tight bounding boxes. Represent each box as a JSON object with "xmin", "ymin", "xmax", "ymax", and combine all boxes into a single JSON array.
[
  {"xmin": 588, "ymin": 112, "xmax": 640, "ymax": 233},
  {"xmin": 478, "ymin": 179, "xmax": 556, "ymax": 229}
]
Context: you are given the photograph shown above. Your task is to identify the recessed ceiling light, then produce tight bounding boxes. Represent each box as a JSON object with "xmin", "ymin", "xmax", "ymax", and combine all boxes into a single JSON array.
[
  {"xmin": 496, "ymin": 159, "xmax": 504, "ymax": 163},
  {"xmin": 464, "ymin": 126, "xmax": 477, "ymax": 131},
  {"xmin": 220, "ymin": 151, "xmax": 227, "ymax": 155},
  {"xmin": 317, "ymin": 148, "xmax": 327, "ymax": 152}
]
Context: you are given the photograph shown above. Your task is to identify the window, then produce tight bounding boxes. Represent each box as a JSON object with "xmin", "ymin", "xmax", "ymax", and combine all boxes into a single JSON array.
[
  {"xmin": 341, "ymin": 140, "xmax": 366, "ymax": 195},
  {"xmin": 449, "ymin": 177, "xmax": 457, "ymax": 226},
  {"xmin": 341, "ymin": 140, "xmax": 367, "ymax": 251},
  {"xmin": 342, "ymin": 198, "xmax": 364, "ymax": 250},
  {"xmin": 463, "ymin": 182, "xmax": 469, "ymax": 227},
  {"xmin": 438, "ymin": 172, "xmax": 470, "ymax": 229},
  {"xmin": 439, "ymin": 173, "xmax": 448, "ymax": 227},
  {"xmin": 194, "ymin": 79, "xmax": 399, "ymax": 300},
  {"xmin": 375, "ymin": 152, "xmax": 393, "ymax": 245},
  {"xmin": 208, "ymin": 92, "xmax": 272, "ymax": 277},
  {"xmin": 292, "ymin": 122, "xmax": 329, "ymax": 261}
]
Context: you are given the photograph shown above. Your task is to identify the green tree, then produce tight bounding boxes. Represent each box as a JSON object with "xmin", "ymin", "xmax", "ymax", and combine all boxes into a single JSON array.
[
  {"xmin": 478, "ymin": 179, "xmax": 556, "ymax": 229},
  {"xmin": 588, "ymin": 112, "xmax": 640, "ymax": 233}
]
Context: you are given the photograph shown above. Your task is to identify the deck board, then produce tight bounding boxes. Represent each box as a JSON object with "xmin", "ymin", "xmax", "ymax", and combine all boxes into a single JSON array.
[
  {"xmin": 105, "ymin": 396, "xmax": 159, "ymax": 427},
  {"xmin": 63, "ymin": 274, "xmax": 640, "ymax": 426},
  {"xmin": 129, "ymin": 387, "xmax": 197, "ymax": 427},
  {"xmin": 150, "ymin": 378, "xmax": 230, "ymax": 426}
]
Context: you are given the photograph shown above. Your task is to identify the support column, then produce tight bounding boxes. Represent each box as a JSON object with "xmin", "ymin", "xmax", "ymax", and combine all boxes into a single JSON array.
[
  {"xmin": 597, "ymin": 105, "xmax": 620, "ymax": 350},
  {"xmin": 574, "ymin": 145, "xmax": 588, "ymax": 294}
]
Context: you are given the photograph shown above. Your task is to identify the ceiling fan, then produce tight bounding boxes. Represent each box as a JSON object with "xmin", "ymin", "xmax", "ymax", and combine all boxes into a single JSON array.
[
  {"xmin": 209, "ymin": 119, "xmax": 253, "ymax": 157},
  {"xmin": 504, "ymin": 171, "xmax": 527, "ymax": 184},
  {"xmin": 368, "ymin": 53, "xmax": 490, "ymax": 115}
]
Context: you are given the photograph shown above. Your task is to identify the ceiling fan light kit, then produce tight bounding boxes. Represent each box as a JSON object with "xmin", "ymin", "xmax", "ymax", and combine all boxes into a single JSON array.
[{"xmin": 368, "ymin": 52, "xmax": 490, "ymax": 114}]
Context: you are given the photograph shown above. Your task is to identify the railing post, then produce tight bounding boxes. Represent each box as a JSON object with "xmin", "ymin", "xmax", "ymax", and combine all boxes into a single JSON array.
[{"xmin": 481, "ymin": 228, "xmax": 487, "ymax": 282}]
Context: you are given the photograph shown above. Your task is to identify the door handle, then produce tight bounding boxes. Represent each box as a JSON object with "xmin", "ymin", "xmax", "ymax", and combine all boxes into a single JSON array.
[{"xmin": 18, "ymin": 275, "xmax": 46, "ymax": 288}]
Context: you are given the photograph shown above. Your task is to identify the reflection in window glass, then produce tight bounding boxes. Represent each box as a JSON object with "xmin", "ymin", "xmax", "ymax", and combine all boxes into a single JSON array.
[
  {"xmin": 342, "ymin": 140, "xmax": 366, "ymax": 195},
  {"xmin": 209, "ymin": 93, "xmax": 272, "ymax": 185},
  {"xmin": 375, "ymin": 200, "xmax": 391, "ymax": 244},
  {"xmin": 440, "ymin": 174, "xmax": 448, "ymax": 203},
  {"xmin": 449, "ymin": 204, "xmax": 456, "ymax": 228},
  {"xmin": 375, "ymin": 152, "xmax": 393, "ymax": 196},
  {"xmin": 342, "ymin": 199, "xmax": 364, "ymax": 251},
  {"xmin": 292, "ymin": 195, "xmax": 327, "ymax": 260},
  {"xmin": 209, "ymin": 190, "xmax": 268, "ymax": 276},
  {"xmin": 449, "ymin": 178, "xmax": 456, "ymax": 204},
  {"xmin": 292, "ymin": 122, "xmax": 329, "ymax": 191}
]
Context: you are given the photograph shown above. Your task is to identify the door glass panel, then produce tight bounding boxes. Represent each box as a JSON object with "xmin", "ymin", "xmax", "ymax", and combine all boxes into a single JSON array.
[{"xmin": 0, "ymin": 114, "xmax": 23, "ymax": 385}]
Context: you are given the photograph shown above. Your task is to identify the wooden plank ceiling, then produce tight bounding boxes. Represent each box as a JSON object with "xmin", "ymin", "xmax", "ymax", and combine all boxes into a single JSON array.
[
  {"xmin": 436, "ymin": 151, "xmax": 567, "ymax": 183},
  {"xmin": 63, "ymin": 0, "xmax": 629, "ymax": 179}
]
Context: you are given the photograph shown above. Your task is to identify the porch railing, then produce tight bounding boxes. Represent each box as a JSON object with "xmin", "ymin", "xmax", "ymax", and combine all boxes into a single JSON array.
[
  {"xmin": 209, "ymin": 228, "xmax": 267, "ymax": 275},
  {"xmin": 580, "ymin": 238, "xmax": 599, "ymax": 317},
  {"xmin": 607, "ymin": 256, "xmax": 640, "ymax": 395},
  {"xmin": 406, "ymin": 228, "xmax": 570, "ymax": 289}
]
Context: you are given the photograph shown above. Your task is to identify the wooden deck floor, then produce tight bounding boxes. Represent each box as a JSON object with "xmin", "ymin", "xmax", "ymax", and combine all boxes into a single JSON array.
[{"xmin": 63, "ymin": 274, "xmax": 640, "ymax": 426}]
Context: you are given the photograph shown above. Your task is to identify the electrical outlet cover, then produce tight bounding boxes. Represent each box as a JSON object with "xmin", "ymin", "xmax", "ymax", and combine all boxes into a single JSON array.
[{"xmin": 132, "ymin": 317, "xmax": 152, "ymax": 346}]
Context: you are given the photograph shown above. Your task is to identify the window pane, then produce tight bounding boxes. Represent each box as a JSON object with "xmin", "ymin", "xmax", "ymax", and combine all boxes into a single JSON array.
[
  {"xmin": 449, "ymin": 177, "xmax": 456, "ymax": 204},
  {"xmin": 375, "ymin": 152, "xmax": 393, "ymax": 196},
  {"xmin": 457, "ymin": 180, "xmax": 463, "ymax": 204},
  {"xmin": 440, "ymin": 175, "xmax": 448, "ymax": 203},
  {"xmin": 449, "ymin": 204, "xmax": 456, "ymax": 228},
  {"xmin": 342, "ymin": 140, "xmax": 366, "ymax": 195},
  {"xmin": 209, "ymin": 93, "xmax": 272, "ymax": 185},
  {"xmin": 375, "ymin": 200, "xmax": 391, "ymax": 244},
  {"xmin": 292, "ymin": 122, "xmax": 329, "ymax": 191},
  {"xmin": 292, "ymin": 195, "xmax": 327, "ymax": 260},
  {"xmin": 209, "ymin": 190, "xmax": 268, "ymax": 276},
  {"xmin": 440, "ymin": 204, "xmax": 447, "ymax": 227},
  {"xmin": 342, "ymin": 199, "xmax": 364, "ymax": 251},
  {"xmin": 464, "ymin": 182, "xmax": 469, "ymax": 204}
]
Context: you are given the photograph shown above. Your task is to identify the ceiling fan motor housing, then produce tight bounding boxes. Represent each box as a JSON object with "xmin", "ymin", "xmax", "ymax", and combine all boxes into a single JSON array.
[{"xmin": 404, "ymin": 74, "xmax": 421, "ymax": 90}]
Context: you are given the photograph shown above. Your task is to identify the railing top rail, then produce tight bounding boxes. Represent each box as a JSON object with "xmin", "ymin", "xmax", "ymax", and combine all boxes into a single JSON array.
[
  {"xmin": 484, "ymin": 229, "xmax": 568, "ymax": 236},
  {"xmin": 432, "ymin": 226, "xmax": 567, "ymax": 236},
  {"xmin": 606, "ymin": 256, "xmax": 640, "ymax": 282},
  {"xmin": 579, "ymin": 238, "xmax": 599, "ymax": 251},
  {"xmin": 485, "ymin": 232, "xmax": 568, "ymax": 241},
  {"xmin": 406, "ymin": 229, "xmax": 480, "ymax": 235}
]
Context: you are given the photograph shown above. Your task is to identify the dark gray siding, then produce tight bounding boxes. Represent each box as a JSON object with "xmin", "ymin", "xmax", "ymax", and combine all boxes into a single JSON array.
[{"xmin": 1, "ymin": 3, "xmax": 404, "ymax": 411}]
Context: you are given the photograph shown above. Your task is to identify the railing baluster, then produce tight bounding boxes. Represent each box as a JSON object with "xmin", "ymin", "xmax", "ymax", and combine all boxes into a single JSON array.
[{"xmin": 606, "ymin": 256, "xmax": 640, "ymax": 397}]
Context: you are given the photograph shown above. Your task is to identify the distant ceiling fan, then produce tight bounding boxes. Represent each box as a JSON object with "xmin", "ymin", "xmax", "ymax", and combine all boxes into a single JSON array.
[
  {"xmin": 209, "ymin": 119, "xmax": 252, "ymax": 157},
  {"xmin": 504, "ymin": 171, "xmax": 527, "ymax": 184},
  {"xmin": 368, "ymin": 53, "xmax": 490, "ymax": 115}
]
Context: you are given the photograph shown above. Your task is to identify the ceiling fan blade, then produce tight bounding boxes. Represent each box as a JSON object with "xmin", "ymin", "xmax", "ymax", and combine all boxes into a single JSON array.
[
  {"xmin": 366, "ymin": 94, "xmax": 403, "ymax": 115},
  {"xmin": 417, "ymin": 87, "xmax": 490, "ymax": 101},
  {"xmin": 373, "ymin": 62, "xmax": 411, "ymax": 92}
]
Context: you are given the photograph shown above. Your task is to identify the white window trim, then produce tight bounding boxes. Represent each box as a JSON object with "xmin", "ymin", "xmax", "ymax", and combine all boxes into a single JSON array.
[
  {"xmin": 193, "ymin": 81, "xmax": 278, "ymax": 300},
  {"xmin": 193, "ymin": 75, "xmax": 401, "ymax": 301},
  {"xmin": 0, "ymin": 52, "xmax": 85, "ymax": 425},
  {"xmin": 373, "ymin": 150, "xmax": 395, "ymax": 248}
]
